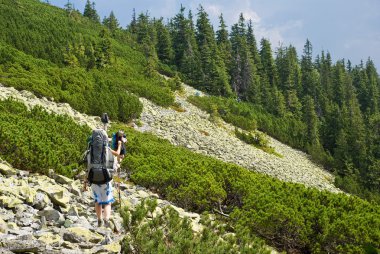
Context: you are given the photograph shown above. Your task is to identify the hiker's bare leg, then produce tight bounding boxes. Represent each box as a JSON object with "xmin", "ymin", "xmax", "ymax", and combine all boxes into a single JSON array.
[
  {"xmin": 95, "ymin": 203, "xmax": 102, "ymax": 219},
  {"xmin": 103, "ymin": 204, "xmax": 111, "ymax": 221}
]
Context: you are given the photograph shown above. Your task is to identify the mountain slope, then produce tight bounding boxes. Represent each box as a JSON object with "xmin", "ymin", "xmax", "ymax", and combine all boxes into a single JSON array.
[
  {"xmin": 2, "ymin": 83, "xmax": 380, "ymax": 253},
  {"xmin": 137, "ymin": 84, "xmax": 340, "ymax": 193}
]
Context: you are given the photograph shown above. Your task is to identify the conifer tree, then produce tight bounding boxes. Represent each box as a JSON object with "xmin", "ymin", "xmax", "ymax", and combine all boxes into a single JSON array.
[
  {"xmin": 170, "ymin": 6, "xmax": 189, "ymax": 67},
  {"xmin": 332, "ymin": 61, "xmax": 346, "ymax": 107},
  {"xmin": 303, "ymin": 95, "xmax": 320, "ymax": 147},
  {"xmin": 259, "ymin": 38, "xmax": 281, "ymax": 113},
  {"xmin": 319, "ymin": 51, "xmax": 333, "ymax": 109},
  {"xmin": 64, "ymin": 0, "xmax": 73, "ymax": 14},
  {"xmin": 83, "ymin": 0, "xmax": 99, "ymax": 23},
  {"xmin": 246, "ymin": 20, "xmax": 261, "ymax": 72},
  {"xmin": 260, "ymin": 38, "xmax": 278, "ymax": 87},
  {"xmin": 345, "ymin": 77, "xmax": 367, "ymax": 170},
  {"xmin": 135, "ymin": 13, "xmax": 151, "ymax": 44},
  {"xmin": 334, "ymin": 127, "xmax": 353, "ymax": 175},
  {"xmin": 103, "ymin": 11, "xmax": 119, "ymax": 37},
  {"xmin": 367, "ymin": 114, "xmax": 380, "ymax": 189},
  {"xmin": 133, "ymin": 12, "xmax": 158, "ymax": 68},
  {"xmin": 301, "ymin": 39, "xmax": 316, "ymax": 98},
  {"xmin": 365, "ymin": 58, "xmax": 380, "ymax": 115},
  {"xmin": 229, "ymin": 13, "xmax": 259, "ymax": 101},
  {"xmin": 216, "ymin": 14, "xmax": 231, "ymax": 69},
  {"xmin": 84, "ymin": 41, "xmax": 96, "ymax": 70},
  {"xmin": 320, "ymin": 102, "xmax": 340, "ymax": 153},
  {"xmin": 83, "ymin": 0, "xmax": 92, "ymax": 19},
  {"xmin": 170, "ymin": 6, "xmax": 203, "ymax": 85},
  {"xmin": 195, "ymin": 5, "xmax": 231, "ymax": 96},
  {"xmin": 63, "ymin": 43, "xmax": 79, "ymax": 67},
  {"xmin": 95, "ymin": 28, "xmax": 112, "ymax": 68},
  {"xmin": 276, "ymin": 45, "xmax": 302, "ymax": 116},
  {"xmin": 154, "ymin": 18, "xmax": 173, "ymax": 64},
  {"xmin": 129, "ymin": 8, "xmax": 137, "ymax": 34}
]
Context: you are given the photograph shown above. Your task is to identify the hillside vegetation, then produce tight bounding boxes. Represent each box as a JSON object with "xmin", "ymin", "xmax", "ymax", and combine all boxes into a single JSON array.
[
  {"xmin": 0, "ymin": 0, "xmax": 175, "ymax": 122},
  {"xmin": 0, "ymin": 0, "xmax": 379, "ymax": 253},
  {"xmin": 0, "ymin": 99, "xmax": 89, "ymax": 177},
  {"xmin": 126, "ymin": 4, "xmax": 380, "ymax": 203},
  {"xmin": 116, "ymin": 124, "xmax": 380, "ymax": 253}
]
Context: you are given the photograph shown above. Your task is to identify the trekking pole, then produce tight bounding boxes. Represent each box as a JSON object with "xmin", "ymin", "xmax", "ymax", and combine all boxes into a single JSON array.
[
  {"xmin": 118, "ymin": 166, "xmax": 122, "ymax": 210},
  {"xmin": 101, "ymin": 113, "xmax": 109, "ymax": 132}
]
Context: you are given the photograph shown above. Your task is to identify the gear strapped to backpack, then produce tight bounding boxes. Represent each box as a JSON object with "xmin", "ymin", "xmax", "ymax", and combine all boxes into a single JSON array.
[{"xmin": 86, "ymin": 129, "xmax": 115, "ymax": 185}]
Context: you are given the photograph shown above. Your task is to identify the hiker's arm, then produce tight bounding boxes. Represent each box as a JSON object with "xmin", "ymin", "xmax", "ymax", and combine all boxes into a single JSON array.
[{"xmin": 110, "ymin": 141, "xmax": 122, "ymax": 156}]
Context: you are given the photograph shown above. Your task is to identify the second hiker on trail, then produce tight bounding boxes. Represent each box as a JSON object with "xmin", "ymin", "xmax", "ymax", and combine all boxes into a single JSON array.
[{"xmin": 111, "ymin": 130, "xmax": 127, "ymax": 167}]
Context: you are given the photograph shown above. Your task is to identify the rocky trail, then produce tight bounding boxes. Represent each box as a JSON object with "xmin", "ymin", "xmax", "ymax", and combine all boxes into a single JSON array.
[{"xmin": 0, "ymin": 159, "xmax": 204, "ymax": 253}]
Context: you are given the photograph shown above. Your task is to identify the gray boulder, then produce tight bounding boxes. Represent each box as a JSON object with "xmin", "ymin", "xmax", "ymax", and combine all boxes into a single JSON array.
[
  {"xmin": 0, "ymin": 239, "xmax": 43, "ymax": 253},
  {"xmin": 38, "ymin": 208, "xmax": 64, "ymax": 224}
]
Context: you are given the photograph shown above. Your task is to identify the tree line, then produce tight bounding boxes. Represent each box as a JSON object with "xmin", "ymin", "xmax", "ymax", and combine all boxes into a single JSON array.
[{"xmin": 125, "ymin": 5, "xmax": 380, "ymax": 201}]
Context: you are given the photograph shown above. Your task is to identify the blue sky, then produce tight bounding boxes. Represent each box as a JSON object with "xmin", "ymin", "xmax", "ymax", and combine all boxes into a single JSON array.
[{"xmin": 50, "ymin": 0, "xmax": 380, "ymax": 70}]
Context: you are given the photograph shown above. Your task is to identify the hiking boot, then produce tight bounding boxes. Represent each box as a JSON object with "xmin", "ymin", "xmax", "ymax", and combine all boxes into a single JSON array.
[
  {"xmin": 104, "ymin": 219, "xmax": 111, "ymax": 229},
  {"xmin": 97, "ymin": 219, "xmax": 103, "ymax": 227}
]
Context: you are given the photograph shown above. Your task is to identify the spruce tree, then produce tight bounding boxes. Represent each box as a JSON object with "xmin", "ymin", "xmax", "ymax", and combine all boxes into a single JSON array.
[
  {"xmin": 64, "ymin": 0, "xmax": 73, "ymax": 14},
  {"xmin": 319, "ymin": 51, "xmax": 334, "ymax": 111},
  {"xmin": 259, "ymin": 38, "xmax": 280, "ymax": 113},
  {"xmin": 229, "ymin": 13, "xmax": 259, "ymax": 101},
  {"xmin": 170, "ymin": 6, "xmax": 203, "ymax": 85},
  {"xmin": 155, "ymin": 18, "xmax": 173, "ymax": 64},
  {"xmin": 332, "ymin": 61, "xmax": 346, "ymax": 107},
  {"xmin": 83, "ymin": 0, "xmax": 92, "ymax": 19},
  {"xmin": 103, "ymin": 11, "xmax": 119, "ymax": 37},
  {"xmin": 129, "ymin": 8, "xmax": 137, "ymax": 34},
  {"xmin": 367, "ymin": 114, "xmax": 380, "ymax": 189},
  {"xmin": 83, "ymin": 0, "xmax": 99, "ymax": 23},
  {"xmin": 216, "ymin": 15, "xmax": 233, "ymax": 82},
  {"xmin": 95, "ymin": 28, "xmax": 112, "ymax": 68},
  {"xmin": 260, "ymin": 38, "xmax": 278, "ymax": 87},
  {"xmin": 303, "ymin": 95, "xmax": 320, "ymax": 147},
  {"xmin": 195, "ymin": 5, "xmax": 231, "ymax": 96},
  {"xmin": 246, "ymin": 20, "xmax": 261, "ymax": 72},
  {"xmin": 301, "ymin": 39, "xmax": 316, "ymax": 98},
  {"xmin": 275, "ymin": 45, "xmax": 302, "ymax": 117},
  {"xmin": 365, "ymin": 58, "xmax": 380, "ymax": 115}
]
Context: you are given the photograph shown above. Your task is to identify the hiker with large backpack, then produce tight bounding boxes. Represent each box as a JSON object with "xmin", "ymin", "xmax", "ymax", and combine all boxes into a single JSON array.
[
  {"xmin": 83, "ymin": 113, "xmax": 128, "ymax": 228},
  {"xmin": 84, "ymin": 128, "xmax": 116, "ymax": 228}
]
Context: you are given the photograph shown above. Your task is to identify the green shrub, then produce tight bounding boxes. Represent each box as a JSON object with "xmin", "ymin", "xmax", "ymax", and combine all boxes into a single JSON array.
[
  {"xmin": 188, "ymin": 95, "xmax": 306, "ymax": 147},
  {"xmin": 157, "ymin": 62, "xmax": 177, "ymax": 77},
  {"xmin": 188, "ymin": 96, "xmax": 257, "ymax": 131},
  {"xmin": 0, "ymin": 44, "xmax": 143, "ymax": 122},
  {"xmin": 167, "ymin": 74, "xmax": 182, "ymax": 91},
  {"xmin": 235, "ymin": 128, "xmax": 268, "ymax": 147},
  {"xmin": 119, "ymin": 126, "xmax": 380, "ymax": 253},
  {"xmin": 0, "ymin": 99, "xmax": 90, "ymax": 177},
  {"xmin": 120, "ymin": 199, "xmax": 269, "ymax": 254}
]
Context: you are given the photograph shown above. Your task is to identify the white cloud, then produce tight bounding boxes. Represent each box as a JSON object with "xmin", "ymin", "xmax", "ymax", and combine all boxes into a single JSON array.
[
  {"xmin": 242, "ymin": 9, "xmax": 261, "ymax": 23},
  {"xmin": 190, "ymin": 0, "xmax": 302, "ymax": 49},
  {"xmin": 203, "ymin": 4, "xmax": 222, "ymax": 17},
  {"xmin": 255, "ymin": 20, "xmax": 303, "ymax": 47},
  {"xmin": 203, "ymin": 0, "xmax": 303, "ymax": 49}
]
